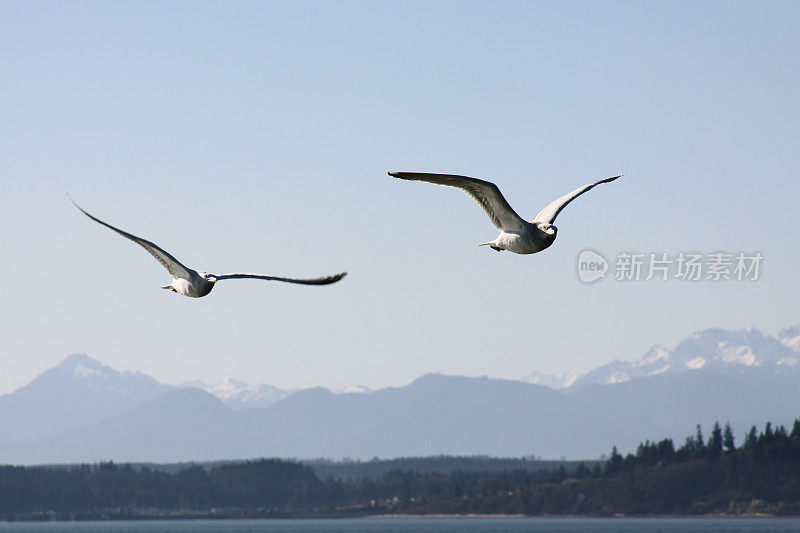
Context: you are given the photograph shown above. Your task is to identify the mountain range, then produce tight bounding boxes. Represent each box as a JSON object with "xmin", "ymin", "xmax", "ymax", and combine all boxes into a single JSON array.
[
  {"xmin": 525, "ymin": 325, "xmax": 800, "ymax": 389},
  {"xmin": 0, "ymin": 323, "xmax": 798, "ymax": 464}
]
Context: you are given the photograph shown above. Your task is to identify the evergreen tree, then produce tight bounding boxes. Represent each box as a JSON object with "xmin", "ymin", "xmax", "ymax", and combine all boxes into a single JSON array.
[
  {"xmin": 791, "ymin": 419, "xmax": 800, "ymax": 439},
  {"xmin": 695, "ymin": 424, "xmax": 706, "ymax": 457},
  {"xmin": 605, "ymin": 446, "xmax": 623, "ymax": 476},
  {"xmin": 678, "ymin": 436, "xmax": 695, "ymax": 460},
  {"xmin": 762, "ymin": 422, "xmax": 774, "ymax": 445},
  {"xmin": 744, "ymin": 426, "xmax": 758, "ymax": 449},
  {"xmin": 723, "ymin": 422, "xmax": 735, "ymax": 454},
  {"xmin": 657, "ymin": 438, "xmax": 675, "ymax": 463},
  {"xmin": 708, "ymin": 421, "xmax": 723, "ymax": 458}
]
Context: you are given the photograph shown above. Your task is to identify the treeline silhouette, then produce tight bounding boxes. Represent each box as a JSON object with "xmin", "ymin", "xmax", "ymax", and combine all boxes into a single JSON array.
[
  {"xmin": 0, "ymin": 460, "xmax": 330, "ymax": 520},
  {"xmin": 3, "ymin": 419, "xmax": 800, "ymax": 520},
  {"xmin": 307, "ymin": 455, "xmax": 597, "ymax": 481}
]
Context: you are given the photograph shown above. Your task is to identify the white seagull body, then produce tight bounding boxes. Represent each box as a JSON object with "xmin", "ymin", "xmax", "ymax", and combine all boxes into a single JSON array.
[
  {"xmin": 70, "ymin": 199, "xmax": 346, "ymax": 297},
  {"xmin": 389, "ymin": 172, "xmax": 621, "ymax": 254}
]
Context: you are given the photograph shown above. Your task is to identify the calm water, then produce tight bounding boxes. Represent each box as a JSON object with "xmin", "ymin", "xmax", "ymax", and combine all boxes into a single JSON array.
[{"xmin": 0, "ymin": 518, "xmax": 798, "ymax": 532}]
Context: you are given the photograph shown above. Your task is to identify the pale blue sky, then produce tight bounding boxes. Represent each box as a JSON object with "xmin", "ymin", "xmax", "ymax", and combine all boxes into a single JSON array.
[{"xmin": 1, "ymin": 1, "xmax": 798, "ymax": 394}]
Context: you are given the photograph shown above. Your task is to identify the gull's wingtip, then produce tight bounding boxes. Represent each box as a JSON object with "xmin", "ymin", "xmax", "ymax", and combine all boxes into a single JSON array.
[
  {"xmin": 600, "ymin": 174, "xmax": 623, "ymax": 184},
  {"xmin": 66, "ymin": 194, "xmax": 88, "ymax": 214},
  {"xmin": 389, "ymin": 171, "xmax": 421, "ymax": 181},
  {"xmin": 325, "ymin": 271, "xmax": 348, "ymax": 285}
]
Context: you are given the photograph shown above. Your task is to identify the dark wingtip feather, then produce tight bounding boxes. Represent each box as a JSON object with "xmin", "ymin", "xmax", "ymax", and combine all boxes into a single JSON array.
[
  {"xmin": 67, "ymin": 193, "xmax": 86, "ymax": 214},
  {"xmin": 329, "ymin": 272, "xmax": 347, "ymax": 283}
]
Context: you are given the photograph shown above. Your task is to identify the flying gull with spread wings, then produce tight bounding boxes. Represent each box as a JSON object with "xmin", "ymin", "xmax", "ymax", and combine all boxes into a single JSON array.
[
  {"xmin": 389, "ymin": 172, "xmax": 621, "ymax": 255},
  {"xmin": 70, "ymin": 198, "xmax": 346, "ymax": 298}
]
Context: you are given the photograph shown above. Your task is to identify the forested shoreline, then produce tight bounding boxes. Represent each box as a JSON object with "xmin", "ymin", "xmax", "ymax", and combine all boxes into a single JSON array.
[{"xmin": 2, "ymin": 419, "xmax": 800, "ymax": 521}]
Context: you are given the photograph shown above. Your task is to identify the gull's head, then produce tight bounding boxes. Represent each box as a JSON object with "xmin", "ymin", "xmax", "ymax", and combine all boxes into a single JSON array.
[
  {"xmin": 536, "ymin": 222, "xmax": 557, "ymax": 237},
  {"xmin": 200, "ymin": 272, "xmax": 218, "ymax": 284}
]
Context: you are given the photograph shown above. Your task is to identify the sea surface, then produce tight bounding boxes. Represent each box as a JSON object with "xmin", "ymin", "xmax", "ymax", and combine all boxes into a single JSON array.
[{"xmin": 0, "ymin": 517, "xmax": 798, "ymax": 532}]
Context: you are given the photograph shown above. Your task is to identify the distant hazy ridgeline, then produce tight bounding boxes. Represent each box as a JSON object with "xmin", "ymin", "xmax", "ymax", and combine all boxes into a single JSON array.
[{"xmin": 0, "ymin": 323, "xmax": 797, "ymax": 464}]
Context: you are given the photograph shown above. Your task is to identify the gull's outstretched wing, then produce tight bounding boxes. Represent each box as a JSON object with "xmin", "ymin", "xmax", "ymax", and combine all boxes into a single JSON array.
[
  {"xmin": 69, "ymin": 197, "xmax": 192, "ymax": 280},
  {"xmin": 389, "ymin": 172, "xmax": 528, "ymax": 232},
  {"xmin": 214, "ymin": 272, "xmax": 347, "ymax": 285},
  {"xmin": 533, "ymin": 175, "xmax": 622, "ymax": 225}
]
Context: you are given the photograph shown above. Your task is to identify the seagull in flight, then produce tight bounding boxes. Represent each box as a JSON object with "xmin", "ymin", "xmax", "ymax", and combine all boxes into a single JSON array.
[
  {"xmin": 70, "ymin": 198, "xmax": 346, "ymax": 298},
  {"xmin": 389, "ymin": 172, "xmax": 621, "ymax": 255}
]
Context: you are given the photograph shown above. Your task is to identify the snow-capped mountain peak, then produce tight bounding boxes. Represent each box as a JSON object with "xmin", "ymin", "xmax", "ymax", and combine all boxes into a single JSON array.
[
  {"xmin": 525, "ymin": 323, "xmax": 800, "ymax": 390},
  {"xmin": 523, "ymin": 370, "xmax": 580, "ymax": 389},
  {"xmin": 41, "ymin": 353, "xmax": 167, "ymax": 396},
  {"xmin": 332, "ymin": 384, "xmax": 373, "ymax": 394},
  {"xmin": 633, "ymin": 345, "xmax": 671, "ymax": 367},
  {"xmin": 58, "ymin": 353, "xmax": 113, "ymax": 379},
  {"xmin": 0, "ymin": 354, "xmax": 171, "ymax": 441},
  {"xmin": 207, "ymin": 377, "xmax": 253, "ymax": 399},
  {"xmin": 178, "ymin": 377, "xmax": 291, "ymax": 409}
]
